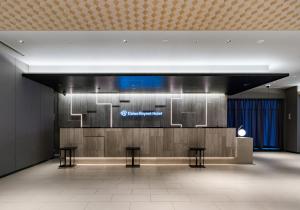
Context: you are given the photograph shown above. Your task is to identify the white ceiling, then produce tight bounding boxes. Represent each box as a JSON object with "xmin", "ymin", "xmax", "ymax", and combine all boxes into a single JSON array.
[{"xmin": 0, "ymin": 31, "xmax": 300, "ymax": 88}]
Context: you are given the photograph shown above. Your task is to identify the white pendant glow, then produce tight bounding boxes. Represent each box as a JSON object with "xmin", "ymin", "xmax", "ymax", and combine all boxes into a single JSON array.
[{"xmin": 238, "ymin": 128, "xmax": 246, "ymax": 137}]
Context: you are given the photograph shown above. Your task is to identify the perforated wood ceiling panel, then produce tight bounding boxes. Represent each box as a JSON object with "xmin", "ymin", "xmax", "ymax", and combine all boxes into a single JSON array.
[{"xmin": 0, "ymin": 0, "xmax": 299, "ymax": 31}]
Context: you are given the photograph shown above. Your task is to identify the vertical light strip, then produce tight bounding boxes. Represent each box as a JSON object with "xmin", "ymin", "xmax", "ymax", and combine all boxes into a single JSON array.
[
  {"xmin": 195, "ymin": 93, "xmax": 208, "ymax": 127},
  {"xmin": 69, "ymin": 92, "xmax": 212, "ymax": 128},
  {"xmin": 96, "ymin": 94, "xmax": 113, "ymax": 128},
  {"xmin": 170, "ymin": 91, "xmax": 183, "ymax": 127},
  {"xmin": 70, "ymin": 92, "xmax": 83, "ymax": 128}
]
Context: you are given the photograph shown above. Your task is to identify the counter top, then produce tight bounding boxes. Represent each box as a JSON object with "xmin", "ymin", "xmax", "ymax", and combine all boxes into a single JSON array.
[{"xmin": 61, "ymin": 127, "xmax": 234, "ymax": 129}]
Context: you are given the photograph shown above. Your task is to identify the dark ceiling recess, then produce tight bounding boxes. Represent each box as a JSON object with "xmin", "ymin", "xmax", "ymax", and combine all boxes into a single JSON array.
[{"xmin": 23, "ymin": 73, "xmax": 288, "ymax": 95}]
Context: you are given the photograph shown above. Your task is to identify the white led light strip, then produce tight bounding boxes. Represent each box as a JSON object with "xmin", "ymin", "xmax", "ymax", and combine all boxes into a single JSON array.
[
  {"xmin": 70, "ymin": 92, "xmax": 83, "ymax": 128},
  {"xmin": 170, "ymin": 92, "xmax": 183, "ymax": 127},
  {"xmin": 70, "ymin": 92, "xmax": 113, "ymax": 128},
  {"xmin": 170, "ymin": 92, "xmax": 208, "ymax": 127},
  {"xmin": 70, "ymin": 92, "xmax": 210, "ymax": 128},
  {"xmin": 195, "ymin": 93, "xmax": 208, "ymax": 127},
  {"xmin": 96, "ymin": 94, "xmax": 113, "ymax": 128}
]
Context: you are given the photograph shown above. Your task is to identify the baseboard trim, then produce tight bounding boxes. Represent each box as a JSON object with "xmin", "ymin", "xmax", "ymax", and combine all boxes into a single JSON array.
[{"xmin": 0, "ymin": 156, "xmax": 54, "ymax": 179}]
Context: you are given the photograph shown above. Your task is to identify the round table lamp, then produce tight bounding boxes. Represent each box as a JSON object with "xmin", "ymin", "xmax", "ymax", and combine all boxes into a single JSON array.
[{"xmin": 238, "ymin": 126, "xmax": 246, "ymax": 137}]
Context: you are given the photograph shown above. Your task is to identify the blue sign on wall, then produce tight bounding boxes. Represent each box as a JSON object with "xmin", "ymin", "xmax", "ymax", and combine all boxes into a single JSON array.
[
  {"xmin": 120, "ymin": 110, "xmax": 163, "ymax": 117},
  {"xmin": 118, "ymin": 76, "xmax": 165, "ymax": 90}
]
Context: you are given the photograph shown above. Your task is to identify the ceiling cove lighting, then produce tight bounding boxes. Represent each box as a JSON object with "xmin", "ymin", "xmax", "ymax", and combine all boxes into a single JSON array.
[
  {"xmin": 28, "ymin": 65, "xmax": 269, "ymax": 73},
  {"xmin": 67, "ymin": 93, "xmax": 225, "ymax": 96}
]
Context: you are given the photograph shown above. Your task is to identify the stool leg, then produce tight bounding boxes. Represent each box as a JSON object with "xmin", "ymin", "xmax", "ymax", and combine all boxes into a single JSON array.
[
  {"xmin": 73, "ymin": 149, "xmax": 75, "ymax": 165},
  {"xmin": 202, "ymin": 150, "xmax": 205, "ymax": 167},
  {"xmin": 59, "ymin": 150, "xmax": 61, "ymax": 167},
  {"xmin": 188, "ymin": 150, "xmax": 190, "ymax": 166},
  {"xmin": 138, "ymin": 150, "xmax": 140, "ymax": 166},
  {"xmin": 126, "ymin": 149, "xmax": 128, "ymax": 166},
  {"xmin": 64, "ymin": 150, "xmax": 67, "ymax": 166},
  {"xmin": 69, "ymin": 150, "xmax": 72, "ymax": 166},
  {"xmin": 131, "ymin": 150, "xmax": 134, "ymax": 166}
]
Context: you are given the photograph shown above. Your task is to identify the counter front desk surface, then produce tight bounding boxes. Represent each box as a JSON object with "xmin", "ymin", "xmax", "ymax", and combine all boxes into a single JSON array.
[{"xmin": 60, "ymin": 128, "xmax": 253, "ymax": 164}]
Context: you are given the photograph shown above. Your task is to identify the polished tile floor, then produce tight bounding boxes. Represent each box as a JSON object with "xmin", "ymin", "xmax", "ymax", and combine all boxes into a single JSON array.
[{"xmin": 1, "ymin": 152, "xmax": 300, "ymax": 210}]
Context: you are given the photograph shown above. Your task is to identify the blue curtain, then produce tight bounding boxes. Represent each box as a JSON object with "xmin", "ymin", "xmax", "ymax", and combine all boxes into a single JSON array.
[{"xmin": 227, "ymin": 99, "xmax": 283, "ymax": 149}]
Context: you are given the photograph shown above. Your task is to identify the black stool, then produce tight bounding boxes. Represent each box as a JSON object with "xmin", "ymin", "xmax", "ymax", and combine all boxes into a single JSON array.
[
  {"xmin": 189, "ymin": 147, "xmax": 205, "ymax": 168},
  {"xmin": 126, "ymin": 147, "xmax": 140, "ymax": 168},
  {"xmin": 59, "ymin": 146, "xmax": 77, "ymax": 168}
]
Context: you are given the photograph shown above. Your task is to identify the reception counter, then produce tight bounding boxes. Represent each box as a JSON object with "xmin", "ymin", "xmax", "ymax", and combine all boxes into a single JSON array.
[{"xmin": 60, "ymin": 128, "xmax": 253, "ymax": 164}]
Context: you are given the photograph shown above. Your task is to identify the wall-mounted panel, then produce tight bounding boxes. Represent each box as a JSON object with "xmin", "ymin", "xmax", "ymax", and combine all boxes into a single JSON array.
[{"xmin": 59, "ymin": 93, "xmax": 227, "ymax": 128}]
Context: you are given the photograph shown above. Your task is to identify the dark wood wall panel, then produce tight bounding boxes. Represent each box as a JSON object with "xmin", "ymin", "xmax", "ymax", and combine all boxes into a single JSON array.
[{"xmin": 59, "ymin": 93, "xmax": 227, "ymax": 128}]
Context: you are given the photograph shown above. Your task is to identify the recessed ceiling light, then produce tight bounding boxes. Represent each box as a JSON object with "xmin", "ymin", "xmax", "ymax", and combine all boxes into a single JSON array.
[
  {"xmin": 162, "ymin": 39, "xmax": 168, "ymax": 43},
  {"xmin": 18, "ymin": 40, "xmax": 24, "ymax": 44},
  {"xmin": 123, "ymin": 39, "xmax": 128, "ymax": 43},
  {"xmin": 225, "ymin": 39, "xmax": 232, "ymax": 44},
  {"xmin": 257, "ymin": 39, "xmax": 265, "ymax": 44}
]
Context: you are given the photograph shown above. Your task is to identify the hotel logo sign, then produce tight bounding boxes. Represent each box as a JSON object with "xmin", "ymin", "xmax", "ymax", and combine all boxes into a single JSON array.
[
  {"xmin": 120, "ymin": 110, "xmax": 163, "ymax": 117},
  {"xmin": 120, "ymin": 110, "xmax": 128, "ymax": 117}
]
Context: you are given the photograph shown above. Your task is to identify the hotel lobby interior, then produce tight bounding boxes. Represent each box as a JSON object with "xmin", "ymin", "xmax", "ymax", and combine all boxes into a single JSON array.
[{"xmin": 1, "ymin": 1, "xmax": 300, "ymax": 210}]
